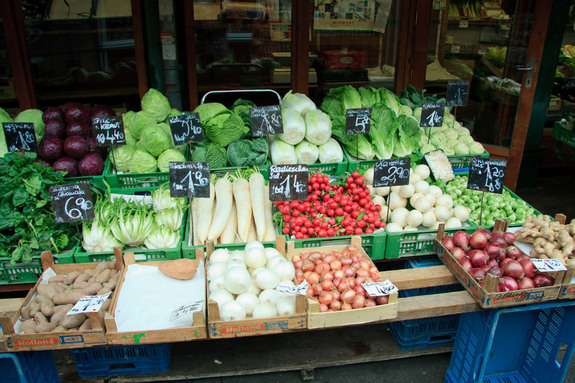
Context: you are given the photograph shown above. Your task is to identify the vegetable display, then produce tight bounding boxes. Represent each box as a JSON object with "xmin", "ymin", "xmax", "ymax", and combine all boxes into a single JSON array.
[
  {"xmin": 207, "ymin": 242, "xmax": 297, "ymax": 321},
  {"xmin": 516, "ymin": 215, "xmax": 575, "ymax": 266},
  {"xmin": 275, "ymin": 171, "xmax": 385, "ymax": 239},
  {"xmin": 441, "ymin": 175, "xmax": 536, "ymax": 226},
  {"xmin": 18, "ymin": 261, "xmax": 119, "ymax": 334},
  {"xmin": 292, "ymin": 246, "xmax": 390, "ymax": 312},
  {"xmin": 441, "ymin": 228, "xmax": 555, "ymax": 291},
  {"xmin": 0, "ymin": 152, "xmax": 78, "ymax": 264}
]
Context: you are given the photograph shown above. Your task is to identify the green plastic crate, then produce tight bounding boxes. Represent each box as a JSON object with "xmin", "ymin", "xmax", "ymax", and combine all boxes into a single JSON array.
[
  {"xmin": 65, "ymin": 157, "xmax": 111, "ymax": 190},
  {"xmin": 552, "ymin": 123, "xmax": 575, "ymax": 148},
  {"xmin": 290, "ymin": 232, "xmax": 387, "ymax": 260},
  {"xmin": 308, "ymin": 160, "xmax": 348, "ymax": 176},
  {"xmin": 384, "ymin": 225, "xmax": 476, "ymax": 259},
  {"xmin": 74, "ymin": 188, "xmax": 185, "ymax": 263},
  {"xmin": 445, "ymin": 150, "xmax": 490, "ymax": 169},
  {"xmin": 345, "ymin": 147, "xmax": 422, "ymax": 174},
  {"xmin": 0, "ymin": 248, "xmax": 76, "ymax": 285}
]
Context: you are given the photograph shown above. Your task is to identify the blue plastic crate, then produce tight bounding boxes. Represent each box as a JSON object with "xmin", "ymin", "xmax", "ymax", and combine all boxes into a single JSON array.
[
  {"xmin": 0, "ymin": 351, "xmax": 60, "ymax": 383},
  {"xmin": 399, "ymin": 256, "xmax": 463, "ymax": 298},
  {"xmin": 72, "ymin": 344, "xmax": 171, "ymax": 378},
  {"xmin": 445, "ymin": 300, "xmax": 575, "ymax": 383},
  {"xmin": 389, "ymin": 314, "xmax": 459, "ymax": 351}
]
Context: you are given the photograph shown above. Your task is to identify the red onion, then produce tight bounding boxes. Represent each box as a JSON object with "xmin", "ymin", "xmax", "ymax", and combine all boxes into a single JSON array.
[
  {"xmin": 338, "ymin": 279, "xmax": 350, "ymax": 292},
  {"xmin": 518, "ymin": 277, "xmax": 535, "ymax": 290},
  {"xmin": 319, "ymin": 303, "xmax": 329, "ymax": 312},
  {"xmin": 500, "ymin": 258, "xmax": 513, "ymax": 267},
  {"xmin": 469, "ymin": 268, "xmax": 487, "ymax": 282},
  {"xmin": 302, "ymin": 261, "xmax": 315, "ymax": 272},
  {"xmin": 321, "ymin": 271, "xmax": 334, "ymax": 281},
  {"xmin": 330, "ymin": 260, "xmax": 342, "ymax": 271},
  {"xmin": 364, "ymin": 299, "xmax": 376, "ymax": 307},
  {"xmin": 485, "ymin": 245, "xmax": 503, "ymax": 259},
  {"xmin": 533, "ymin": 274, "xmax": 554, "ymax": 287},
  {"xmin": 319, "ymin": 291, "xmax": 333, "ymax": 305},
  {"xmin": 333, "ymin": 277, "xmax": 342, "ymax": 288},
  {"xmin": 441, "ymin": 236, "xmax": 455, "ymax": 251},
  {"xmin": 491, "ymin": 237, "xmax": 507, "ymax": 248},
  {"xmin": 499, "ymin": 276, "xmax": 519, "ymax": 291},
  {"xmin": 330, "ymin": 300, "xmax": 342, "ymax": 311},
  {"xmin": 322, "ymin": 279, "xmax": 334, "ymax": 291},
  {"xmin": 453, "ymin": 231, "xmax": 470, "ymax": 250},
  {"xmin": 348, "ymin": 277, "xmax": 356, "ymax": 287},
  {"xmin": 486, "ymin": 259, "xmax": 499, "ymax": 269},
  {"xmin": 356, "ymin": 268, "xmax": 369, "ymax": 278},
  {"xmin": 517, "ymin": 254, "xmax": 530, "ymax": 262},
  {"xmin": 502, "ymin": 260, "xmax": 524, "ymax": 280},
  {"xmin": 490, "ymin": 232, "xmax": 502, "ymax": 240},
  {"xmin": 343, "ymin": 266, "xmax": 355, "ymax": 277},
  {"xmin": 451, "ymin": 247, "xmax": 466, "ymax": 262},
  {"xmin": 313, "ymin": 284, "xmax": 323, "ymax": 296},
  {"xmin": 503, "ymin": 232, "xmax": 516, "ymax": 245},
  {"xmin": 341, "ymin": 302, "xmax": 353, "ymax": 310},
  {"xmin": 352, "ymin": 295, "xmax": 366, "ymax": 309},
  {"xmin": 505, "ymin": 246, "xmax": 522, "ymax": 260},
  {"xmin": 334, "ymin": 270, "xmax": 345, "ymax": 279},
  {"xmin": 306, "ymin": 287, "xmax": 314, "ymax": 298},
  {"xmin": 469, "ymin": 250, "xmax": 488, "ymax": 267},
  {"xmin": 341, "ymin": 289, "xmax": 356, "ymax": 303},
  {"xmin": 331, "ymin": 290, "xmax": 341, "ymax": 302},
  {"xmin": 487, "ymin": 267, "xmax": 503, "ymax": 278},
  {"xmin": 323, "ymin": 254, "xmax": 335, "ymax": 264},
  {"xmin": 519, "ymin": 259, "xmax": 537, "ymax": 278},
  {"xmin": 376, "ymin": 296, "xmax": 389, "ymax": 305},
  {"xmin": 470, "ymin": 231, "xmax": 488, "ymax": 249},
  {"xmin": 308, "ymin": 272, "xmax": 320, "ymax": 285},
  {"xmin": 341, "ymin": 257, "xmax": 353, "ymax": 266},
  {"xmin": 477, "ymin": 228, "xmax": 491, "ymax": 238},
  {"xmin": 316, "ymin": 262, "xmax": 331, "ymax": 274},
  {"xmin": 459, "ymin": 257, "xmax": 473, "ymax": 271}
]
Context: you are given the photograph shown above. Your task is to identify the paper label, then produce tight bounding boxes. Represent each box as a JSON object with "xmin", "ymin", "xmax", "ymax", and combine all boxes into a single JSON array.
[
  {"xmin": 362, "ymin": 280, "xmax": 398, "ymax": 297},
  {"xmin": 276, "ymin": 280, "xmax": 308, "ymax": 295},
  {"xmin": 459, "ymin": 20, "xmax": 469, "ymax": 28},
  {"xmin": 531, "ymin": 259, "xmax": 567, "ymax": 272},
  {"xmin": 170, "ymin": 301, "xmax": 203, "ymax": 321},
  {"xmin": 67, "ymin": 292, "xmax": 111, "ymax": 315}
]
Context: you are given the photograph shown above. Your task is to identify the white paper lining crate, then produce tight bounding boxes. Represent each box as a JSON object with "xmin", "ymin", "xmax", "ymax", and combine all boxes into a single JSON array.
[{"xmin": 285, "ymin": 236, "xmax": 398, "ymax": 329}]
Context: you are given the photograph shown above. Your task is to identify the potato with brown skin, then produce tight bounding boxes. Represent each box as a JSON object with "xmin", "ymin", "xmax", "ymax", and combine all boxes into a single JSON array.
[
  {"xmin": 62, "ymin": 313, "xmax": 86, "ymax": 329},
  {"xmin": 50, "ymin": 304, "xmax": 73, "ymax": 325},
  {"xmin": 81, "ymin": 283, "xmax": 102, "ymax": 296},
  {"xmin": 79, "ymin": 319, "xmax": 92, "ymax": 331},
  {"xmin": 74, "ymin": 272, "xmax": 90, "ymax": 284},
  {"xmin": 158, "ymin": 259, "xmax": 198, "ymax": 280},
  {"xmin": 28, "ymin": 301, "xmax": 40, "ymax": 317},
  {"xmin": 36, "ymin": 322, "xmax": 57, "ymax": 333},
  {"xmin": 53, "ymin": 290, "xmax": 84, "ymax": 305},
  {"xmin": 48, "ymin": 275, "xmax": 66, "ymax": 283},
  {"xmin": 36, "ymin": 296, "xmax": 55, "ymax": 318},
  {"xmin": 37, "ymin": 284, "xmax": 59, "ymax": 299},
  {"xmin": 52, "ymin": 325, "xmax": 67, "ymax": 332},
  {"xmin": 94, "ymin": 262, "xmax": 108, "ymax": 275},
  {"xmin": 103, "ymin": 281, "xmax": 117, "ymax": 290},
  {"xmin": 21, "ymin": 305, "xmax": 31, "ymax": 320},
  {"xmin": 97, "ymin": 287, "xmax": 111, "ymax": 296},
  {"xmin": 20, "ymin": 319, "xmax": 37, "ymax": 334},
  {"xmin": 109, "ymin": 272, "xmax": 120, "ymax": 284},
  {"xmin": 73, "ymin": 280, "xmax": 90, "ymax": 290},
  {"xmin": 95, "ymin": 269, "xmax": 111, "ymax": 284},
  {"xmin": 65, "ymin": 271, "xmax": 81, "ymax": 285},
  {"xmin": 34, "ymin": 312, "xmax": 48, "ymax": 324},
  {"xmin": 84, "ymin": 269, "xmax": 95, "ymax": 276}
]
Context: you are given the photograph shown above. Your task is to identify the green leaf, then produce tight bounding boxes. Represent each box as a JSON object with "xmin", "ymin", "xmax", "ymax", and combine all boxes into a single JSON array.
[
  {"xmin": 23, "ymin": 173, "xmax": 43, "ymax": 196},
  {"xmin": 12, "ymin": 188, "xmax": 29, "ymax": 207}
]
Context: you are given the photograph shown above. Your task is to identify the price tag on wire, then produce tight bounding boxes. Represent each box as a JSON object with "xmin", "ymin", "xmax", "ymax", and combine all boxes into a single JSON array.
[
  {"xmin": 420, "ymin": 103, "xmax": 445, "ymax": 128},
  {"xmin": 362, "ymin": 280, "xmax": 398, "ymax": 297},
  {"xmin": 67, "ymin": 292, "xmax": 111, "ymax": 315},
  {"xmin": 170, "ymin": 301, "xmax": 203, "ymax": 321},
  {"xmin": 467, "ymin": 157, "xmax": 507, "ymax": 194},
  {"xmin": 250, "ymin": 105, "xmax": 283, "ymax": 136},
  {"xmin": 169, "ymin": 113, "xmax": 204, "ymax": 145},
  {"xmin": 345, "ymin": 108, "xmax": 371, "ymax": 135},
  {"xmin": 446, "ymin": 81, "xmax": 470, "ymax": 107},
  {"xmin": 49, "ymin": 183, "xmax": 94, "ymax": 223},
  {"xmin": 268, "ymin": 164, "xmax": 309, "ymax": 202},
  {"xmin": 373, "ymin": 157, "xmax": 411, "ymax": 188},
  {"xmin": 2, "ymin": 122, "xmax": 37, "ymax": 152},
  {"xmin": 92, "ymin": 117, "xmax": 126, "ymax": 146},
  {"xmin": 531, "ymin": 259, "xmax": 567, "ymax": 273},
  {"xmin": 169, "ymin": 161, "xmax": 210, "ymax": 198},
  {"xmin": 276, "ymin": 280, "xmax": 309, "ymax": 296}
]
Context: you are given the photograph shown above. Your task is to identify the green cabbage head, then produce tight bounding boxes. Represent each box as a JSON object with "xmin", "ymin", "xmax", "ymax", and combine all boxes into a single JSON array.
[
  {"xmin": 131, "ymin": 110, "xmax": 156, "ymax": 140},
  {"xmin": 141, "ymin": 88, "xmax": 171, "ymax": 122},
  {"xmin": 15, "ymin": 109, "xmax": 44, "ymax": 141},
  {"xmin": 111, "ymin": 145, "xmax": 135, "ymax": 173},
  {"xmin": 157, "ymin": 148, "xmax": 186, "ymax": 172},
  {"xmin": 130, "ymin": 149, "xmax": 157, "ymax": 173},
  {"xmin": 138, "ymin": 124, "xmax": 171, "ymax": 157}
]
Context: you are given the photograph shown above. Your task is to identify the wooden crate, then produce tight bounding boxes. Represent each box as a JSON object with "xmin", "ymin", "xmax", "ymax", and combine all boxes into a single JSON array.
[
  {"xmin": 207, "ymin": 237, "xmax": 308, "ymax": 338},
  {"xmin": 285, "ymin": 236, "xmax": 398, "ymax": 329},
  {"xmin": 0, "ymin": 251, "xmax": 123, "ymax": 351},
  {"xmin": 434, "ymin": 222, "xmax": 563, "ymax": 309},
  {"xmin": 105, "ymin": 250, "xmax": 207, "ymax": 344},
  {"xmin": 560, "ymin": 267, "xmax": 575, "ymax": 299}
]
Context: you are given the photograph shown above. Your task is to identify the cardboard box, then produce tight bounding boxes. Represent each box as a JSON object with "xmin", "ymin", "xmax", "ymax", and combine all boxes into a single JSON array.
[
  {"xmin": 0, "ymin": 251, "xmax": 123, "ymax": 351},
  {"xmin": 104, "ymin": 250, "xmax": 208, "ymax": 345}
]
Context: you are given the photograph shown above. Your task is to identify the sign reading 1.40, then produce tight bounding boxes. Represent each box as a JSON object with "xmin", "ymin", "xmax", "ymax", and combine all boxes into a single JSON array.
[
  {"xmin": 268, "ymin": 164, "xmax": 309, "ymax": 202},
  {"xmin": 168, "ymin": 113, "xmax": 204, "ymax": 145},
  {"xmin": 169, "ymin": 161, "xmax": 210, "ymax": 198},
  {"xmin": 49, "ymin": 183, "xmax": 94, "ymax": 223},
  {"xmin": 92, "ymin": 117, "xmax": 126, "ymax": 146},
  {"xmin": 420, "ymin": 102, "xmax": 445, "ymax": 128}
]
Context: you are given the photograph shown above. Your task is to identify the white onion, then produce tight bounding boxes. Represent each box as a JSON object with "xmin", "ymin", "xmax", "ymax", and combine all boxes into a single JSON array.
[
  {"xmin": 403, "ymin": 226, "xmax": 418, "ymax": 232},
  {"xmin": 209, "ymin": 289, "xmax": 234, "ymax": 307},
  {"xmin": 226, "ymin": 258, "xmax": 246, "ymax": 270},
  {"xmin": 406, "ymin": 210, "xmax": 423, "ymax": 228},
  {"xmin": 453, "ymin": 205, "xmax": 470, "ymax": 222},
  {"xmin": 272, "ymin": 261, "xmax": 295, "ymax": 282},
  {"xmin": 414, "ymin": 164, "xmax": 430, "ymax": 180},
  {"xmin": 252, "ymin": 302, "xmax": 277, "ymax": 319},
  {"xmin": 422, "ymin": 210, "xmax": 437, "ymax": 228},
  {"xmin": 388, "ymin": 192, "xmax": 407, "ymax": 210},
  {"xmin": 264, "ymin": 248, "xmax": 282, "ymax": 260},
  {"xmin": 209, "ymin": 249, "xmax": 230, "ymax": 264},
  {"xmin": 208, "ymin": 275, "xmax": 225, "ymax": 292},
  {"xmin": 366, "ymin": 184, "xmax": 375, "ymax": 196},
  {"xmin": 399, "ymin": 184, "xmax": 415, "ymax": 199},
  {"xmin": 245, "ymin": 240, "xmax": 264, "ymax": 251},
  {"xmin": 428, "ymin": 185, "xmax": 443, "ymax": 199},
  {"xmin": 364, "ymin": 168, "xmax": 374, "ymax": 184},
  {"xmin": 410, "ymin": 192, "xmax": 424, "ymax": 205},
  {"xmin": 445, "ymin": 217, "xmax": 462, "ymax": 228},
  {"xmin": 414, "ymin": 180, "xmax": 430, "ymax": 194},
  {"xmin": 259, "ymin": 288, "xmax": 280, "ymax": 305},
  {"xmin": 375, "ymin": 186, "xmax": 391, "ymax": 196},
  {"xmin": 371, "ymin": 195, "xmax": 386, "ymax": 209},
  {"xmin": 247, "ymin": 280, "xmax": 261, "ymax": 296},
  {"xmin": 207, "ymin": 263, "xmax": 226, "ymax": 280},
  {"xmin": 229, "ymin": 251, "xmax": 245, "ymax": 262},
  {"xmin": 236, "ymin": 292, "xmax": 259, "ymax": 316},
  {"xmin": 386, "ymin": 223, "xmax": 403, "ymax": 232},
  {"xmin": 409, "ymin": 172, "xmax": 422, "ymax": 184},
  {"xmin": 245, "ymin": 247, "xmax": 267, "ymax": 269},
  {"xmin": 434, "ymin": 205, "xmax": 451, "ymax": 222},
  {"xmin": 276, "ymin": 296, "xmax": 296, "ymax": 316},
  {"xmin": 436, "ymin": 194, "xmax": 454, "ymax": 208},
  {"xmin": 220, "ymin": 301, "xmax": 246, "ymax": 321},
  {"xmin": 424, "ymin": 193, "xmax": 436, "ymax": 207},
  {"xmin": 266, "ymin": 255, "xmax": 287, "ymax": 270},
  {"xmin": 413, "ymin": 196, "xmax": 432, "ymax": 213},
  {"xmin": 391, "ymin": 208, "xmax": 409, "ymax": 228},
  {"xmin": 224, "ymin": 267, "xmax": 251, "ymax": 294},
  {"xmin": 256, "ymin": 269, "xmax": 280, "ymax": 290}
]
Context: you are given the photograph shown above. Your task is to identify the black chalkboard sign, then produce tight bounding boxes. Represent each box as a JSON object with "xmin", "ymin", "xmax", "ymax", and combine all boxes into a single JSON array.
[
  {"xmin": 373, "ymin": 157, "xmax": 411, "ymax": 188},
  {"xmin": 169, "ymin": 113, "xmax": 204, "ymax": 145},
  {"xmin": 446, "ymin": 81, "xmax": 470, "ymax": 107},
  {"xmin": 467, "ymin": 157, "xmax": 507, "ymax": 194},
  {"xmin": 2, "ymin": 122, "xmax": 37, "ymax": 152},
  {"xmin": 250, "ymin": 105, "xmax": 283, "ymax": 137},
  {"xmin": 345, "ymin": 108, "xmax": 371, "ymax": 135},
  {"xmin": 169, "ymin": 161, "xmax": 210, "ymax": 198},
  {"xmin": 269, "ymin": 164, "xmax": 309, "ymax": 202},
  {"xmin": 92, "ymin": 117, "xmax": 126, "ymax": 146},
  {"xmin": 49, "ymin": 183, "xmax": 94, "ymax": 223},
  {"xmin": 419, "ymin": 103, "xmax": 445, "ymax": 127}
]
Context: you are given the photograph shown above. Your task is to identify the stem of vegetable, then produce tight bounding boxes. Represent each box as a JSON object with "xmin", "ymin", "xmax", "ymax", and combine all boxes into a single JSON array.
[
  {"xmin": 49, "ymin": 237, "xmax": 60, "ymax": 253},
  {"xmin": 356, "ymin": 135, "xmax": 359, "ymax": 162},
  {"xmin": 110, "ymin": 146, "xmax": 117, "ymax": 171},
  {"xmin": 479, "ymin": 190, "xmax": 485, "ymax": 226}
]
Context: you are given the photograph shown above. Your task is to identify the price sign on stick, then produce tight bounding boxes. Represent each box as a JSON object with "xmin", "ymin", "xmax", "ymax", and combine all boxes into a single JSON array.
[
  {"xmin": 276, "ymin": 280, "xmax": 309, "ymax": 295},
  {"xmin": 92, "ymin": 117, "xmax": 126, "ymax": 146},
  {"xmin": 420, "ymin": 103, "xmax": 445, "ymax": 128},
  {"xmin": 446, "ymin": 81, "xmax": 470, "ymax": 107},
  {"xmin": 531, "ymin": 259, "xmax": 567, "ymax": 273},
  {"xmin": 3, "ymin": 122, "xmax": 37, "ymax": 152},
  {"xmin": 362, "ymin": 280, "xmax": 398, "ymax": 297},
  {"xmin": 169, "ymin": 113, "xmax": 204, "ymax": 145},
  {"xmin": 345, "ymin": 108, "xmax": 371, "ymax": 135},
  {"xmin": 170, "ymin": 301, "xmax": 203, "ymax": 321},
  {"xmin": 373, "ymin": 158, "xmax": 411, "ymax": 188},
  {"xmin": 49, "ymin": 183, "xmax": 94, "ymax": 223},
  {"xmin": 467, "ymin": 157, "xmax": 507, "ymax": 194},
  {"xmin": 169, "ymin": 162, "xmax": 210, "ymax": 198},
  {"xmin": 250, "ymin": 105, "xmax": 283, "ymax": 136},
  {"xmin": 269, "ymin": 164, "xmax": 309, "ymax": 202},
  {"xmin": 67, "ymin": 292, "xmax": 111, "ymax": 315}
]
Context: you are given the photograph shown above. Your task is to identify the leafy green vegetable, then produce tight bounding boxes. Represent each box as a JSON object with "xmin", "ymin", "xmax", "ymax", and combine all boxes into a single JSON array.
[
  {"xmin": 295, "ymin": 139, "xmax": 319, "ymax": 164},
  {"xmin": 110, "ymin": 145, "xmax": 135, "ymax": 173},
  {"xmin": 130, "ymin": 149, "xmax": 157, "ymax": 173},
  {"xmin": 141, "ymin": 88, "xmax": 171, "ymax": 122},
  {"xmin": 304, "ymin": 109, "xmax": 332, "ymax": 145},
  {"xmin": 194, "ymin": 102, "xmax": 229, "ymax": 125},
  {"xmin": 282, "ymin": 91, "xmax": 317, "ymax": 115},
  {"xmin": 157, "ymin": 148, "xmax": 186, "ymax": 172},
  {"xmin": 203, "ymin": 109, "xmax": 249, "ymax": 147},
  {"xmin": 138, "ymin": 124, "xmax": 171, "ymax": 157},
  {"xmin": 277, "ymin": 108, "xmax": 305, "ymax": 145},
  {"xmin": 232, "ymin": 99, "xmax": 256, "ymax": 128},
  {"xmin": 320, "ymin": 95, "xmax": 344, "ymax": 121},
  {"xmin": 192, "ymin": 142, "xmax": 228, "ymax": 168},
  {"xmin": 0, "ymin": 107, "xmax": 12, "ymax": 156},
  {"xmin": 358, "ymin": 86, "xmax": 381, "ymax": 108},
  {"xmin": 227, "ymin": 138, "xmax": 268, "ymax": 167},
  {"xmin": 369, "ymin": 104, "xmax": 396, "ymax": 159},
  {"xmin": 270, "ymin": 137, "xmax": 297, "ymax": 165},
  {"xmin": 318, "ymin": 138, "xmax": 343, "ymax": 163},
  {"xmin": 131, "ymin": 110, "xmax": 156, "ymax": 140},
  {"xmin": 15, "ymin": 109, "xmax": 44, "ymax": 142},
  {"xmin": 329, "ymin": 86, "xmax": 362, "ymax": 111}
]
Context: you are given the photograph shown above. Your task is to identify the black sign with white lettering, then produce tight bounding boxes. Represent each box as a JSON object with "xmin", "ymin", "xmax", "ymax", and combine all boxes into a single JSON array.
[
  {"xmin": 169, "ymin": 113, "xmax": 204, "ymax": 145},
  {"xmin": 3, "ymin": 123, "xmax": 37, "ymax": 152},
  {"xmin": 446, "ymin": 81, "xmax": 470, "ymax": 107},
  {"xmin": 268, "ymin": 164, "xmax": 309, "ymax": 202},
  {"xmin": 373, "ymin": 157, "xmax": 411, "ymax": 188},
  {"xmin": 345, "ymin": 108, "xmax": 371, "ymax": 135},
  {"xmin": 49, "ymin": 183, "xmax": 94, "ymax": 223},
  {"xmin": 169, "ymin": 162, "xmax": 210, "ymax": 198},
  {"xmin": 467, "ymin": 157, "xmax": 507, "ymax": 194},
  {"xmin": 92, "ymin": 117, "xmax": 126, "ymax": 146},
  {"xmin": 250, "ymin": 105, "xmax": 283, "ymax": 136},
  {"xmin": 419, "ymin": 103, "xmax": 445, "ymax": 127}
]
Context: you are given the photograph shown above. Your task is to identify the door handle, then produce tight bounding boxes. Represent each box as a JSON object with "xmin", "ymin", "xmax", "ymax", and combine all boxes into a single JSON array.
[{"xmin": 517, "ymin": 57, "xmax": 536, "ymax": 89}]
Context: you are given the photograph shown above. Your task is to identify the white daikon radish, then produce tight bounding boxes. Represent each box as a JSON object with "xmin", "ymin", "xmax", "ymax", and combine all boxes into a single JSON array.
[
  {"xmin": 207, "ymin": 178, "xmax": 233, "ymax": 241},
  {"xmin": 219, "ymin": 200, "xmax": 237, "ymax": 245},
  {"xmin": 233, "ymin": 177, "xmax": 252, "ymax": 242},
  {"xmin": 263, "ymin": 186, "xmax": 277, "ymax": 241},
  {"xmin": 249, "ymin": 173, "xmax": 267, "ymax": 241},
  {"xmin": 196, "ymin": 183, "xmax": 215, "ymax": 245}
]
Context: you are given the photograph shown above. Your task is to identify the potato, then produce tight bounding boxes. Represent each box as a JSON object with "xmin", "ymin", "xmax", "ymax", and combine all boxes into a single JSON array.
[
  {"xmin": 50, "ymin": 304, "xmax": 73, "ymax": 325},
  {"xmin": 20, "ymin": 319, "xmax": 37, "ymax": 334},
  {"xmin": 97, "ymin": 287, "xmax": 111, "ymax": 296},
  {"xmin": 28, "ymin": 301, "xmax": 40, "ymax": 317},
  {"xmin": 34, "ymin": 312, "xmax": 48, "ymax": 324},
  {"xmin": 103, "ymin": 281, "xmax": 117, "ymax": 290},
  {"xmin": 75, "ymin": 273, "xmax": 90, "ymax": 284},
  {"xmin": 84, "ymin": 269, "xmax": 95, "ymax": 276},
  {"xmin": 36, "ymin": 322, "xmax": 57, "ymax": 333},
  {"xmin": 20, "ymin": 305, "xmax": 31, "ymax": 320},
  {"xmin": 79, "ymin": 319, "xmax": 92, "ymax": 331},
  {"xmin": 61, "ymin": 313, "xmax": 86, "ymax": 329},
  {"xmin": 65, "ymin": 271, "xmax": 81, "ymax": 285},
  {"xmin": 37, "ymin": 284, "xmax": 59, "ymax": 299},
  {"xmin": 159, "ymin": 259, "xmax": 198, "ymax": 280},
  {"xmin": 53, "ymin": 290, "xmax": 84, "ymax": 305},
  {"xmin": 48, "ymin": 275, "xmax": 66, "ymax": 283},
  {"xmin": 52, "ymin": 325, "xmax": 67, "ymax": 332},
  {"xmin": 73, "ymin": 280, "xmax": 90, "ymax": 290},
  {"xmin": 40, "ymin": 302, "xmax": 55, "ymax": 318},
  {"xmin": 81, "ymin": 283, "xmax": 102, "ymax": 296},
  {"xmin": 94, "ymin": 261, "xmax": 108, "ymax": 275},
  {"xmin": 95, "ymin": 269, "xmax": 111, "ymax": 284},
  {"xmin": 109, "ymin": 272, "xmax": 120, "ymax": 284}
]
